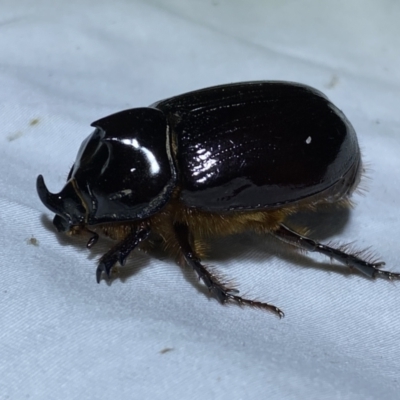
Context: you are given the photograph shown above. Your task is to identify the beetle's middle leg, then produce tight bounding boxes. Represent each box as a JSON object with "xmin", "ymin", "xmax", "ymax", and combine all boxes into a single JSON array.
[
  {"xmin": 96, "ymin": 222, "xmax": 151, "ymax": 283},
  {"xmin": 173, "ymin": 222, "xmax": 284, "ymax": 317}
]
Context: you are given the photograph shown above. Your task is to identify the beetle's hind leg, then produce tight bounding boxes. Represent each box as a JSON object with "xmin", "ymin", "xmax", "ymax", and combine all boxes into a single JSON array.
[
  {"xmin": 273, "ymin": 224, "xmax": 400, "ymax": 280},
  {"xmin": 174, "ymin": 222, "xmax": 284, "ymax": 317},
  {"xmin": 96, "ymin": 222, "xmax": 151, "ymax": 283}
]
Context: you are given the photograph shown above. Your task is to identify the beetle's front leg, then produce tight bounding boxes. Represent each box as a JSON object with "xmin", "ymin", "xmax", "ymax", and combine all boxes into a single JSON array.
[
  {"xmin": 174, "ymin": 222, "xmax": 284, "ymax": 317},
  {"xmin": 96, "ymin": 222, "xmax": 151, "ymax": 283}
]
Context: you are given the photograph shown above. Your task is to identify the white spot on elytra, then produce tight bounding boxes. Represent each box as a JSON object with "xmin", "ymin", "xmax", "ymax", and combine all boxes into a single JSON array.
[{"xmin": 306, "ymin": 136, "xmax": 312, "ymax": 144}]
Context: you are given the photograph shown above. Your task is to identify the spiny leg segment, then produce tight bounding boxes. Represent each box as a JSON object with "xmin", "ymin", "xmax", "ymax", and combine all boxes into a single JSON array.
[
  {"xmin": 96, "ymin": 222, "xmax": 151, "ymax": 283},
  {"xmin": 273, "ymin": 224, "xmax": 400, "ymax": 280},
  {"xmin": 174, "ymin": 222, "xmax": 284, "ymax": 318}
]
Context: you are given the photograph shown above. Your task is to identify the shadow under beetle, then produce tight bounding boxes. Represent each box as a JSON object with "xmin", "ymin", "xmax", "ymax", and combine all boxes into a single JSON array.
[{"xmin": 37, "ymin": 81, "xmax": 400, "ymax": 317}]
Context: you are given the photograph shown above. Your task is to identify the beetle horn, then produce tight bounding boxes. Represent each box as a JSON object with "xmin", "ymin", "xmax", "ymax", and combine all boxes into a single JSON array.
[{"xmin": 36, "ymin": 175, "xmax": 65, "ymax": 215}]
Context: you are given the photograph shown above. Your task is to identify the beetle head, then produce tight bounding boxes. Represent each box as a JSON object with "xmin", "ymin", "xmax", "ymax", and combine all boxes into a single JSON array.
[{"xmin": 37, "ymin": 108, "xmax": 177, "ymax": 232}]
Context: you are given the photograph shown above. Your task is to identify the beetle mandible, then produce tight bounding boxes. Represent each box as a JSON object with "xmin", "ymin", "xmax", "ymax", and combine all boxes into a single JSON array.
[{"xmin": 37, "ymin": 81, "xmax": 400, "ymax": 317}]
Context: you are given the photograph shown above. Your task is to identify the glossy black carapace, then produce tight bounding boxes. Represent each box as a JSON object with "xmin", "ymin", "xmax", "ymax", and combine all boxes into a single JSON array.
[{"xmin": 37, "ymin": 81, "xmax": 400, "ymax": 317}]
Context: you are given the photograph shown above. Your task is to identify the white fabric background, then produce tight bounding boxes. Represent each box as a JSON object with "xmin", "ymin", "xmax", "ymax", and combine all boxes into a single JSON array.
[{"xmin": 1, "ymin": 1, "xmax": 400, "ymax": 399}]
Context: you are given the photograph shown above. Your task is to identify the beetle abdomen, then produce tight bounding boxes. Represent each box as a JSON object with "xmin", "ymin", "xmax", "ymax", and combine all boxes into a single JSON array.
[{"xmin": 155, "ymin": 82, "xmax": 361, "ymax": 211}]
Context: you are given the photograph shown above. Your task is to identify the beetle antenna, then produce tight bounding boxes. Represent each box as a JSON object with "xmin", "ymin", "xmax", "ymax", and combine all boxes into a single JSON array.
[{"xmin": 86, "ymin": 231, "xmax": 99, "ymax": 248}]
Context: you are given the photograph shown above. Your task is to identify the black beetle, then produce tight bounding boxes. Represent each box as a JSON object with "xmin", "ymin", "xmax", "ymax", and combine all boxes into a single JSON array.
[{"xmin": 37, "ymin": 81, "xmax": 400, "ymax": 317}]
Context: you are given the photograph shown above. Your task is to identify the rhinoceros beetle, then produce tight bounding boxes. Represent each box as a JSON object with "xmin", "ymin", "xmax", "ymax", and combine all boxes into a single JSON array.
[{"xmin": 37, "ymin": 81, "xmax": 400, "ymax": 317}]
